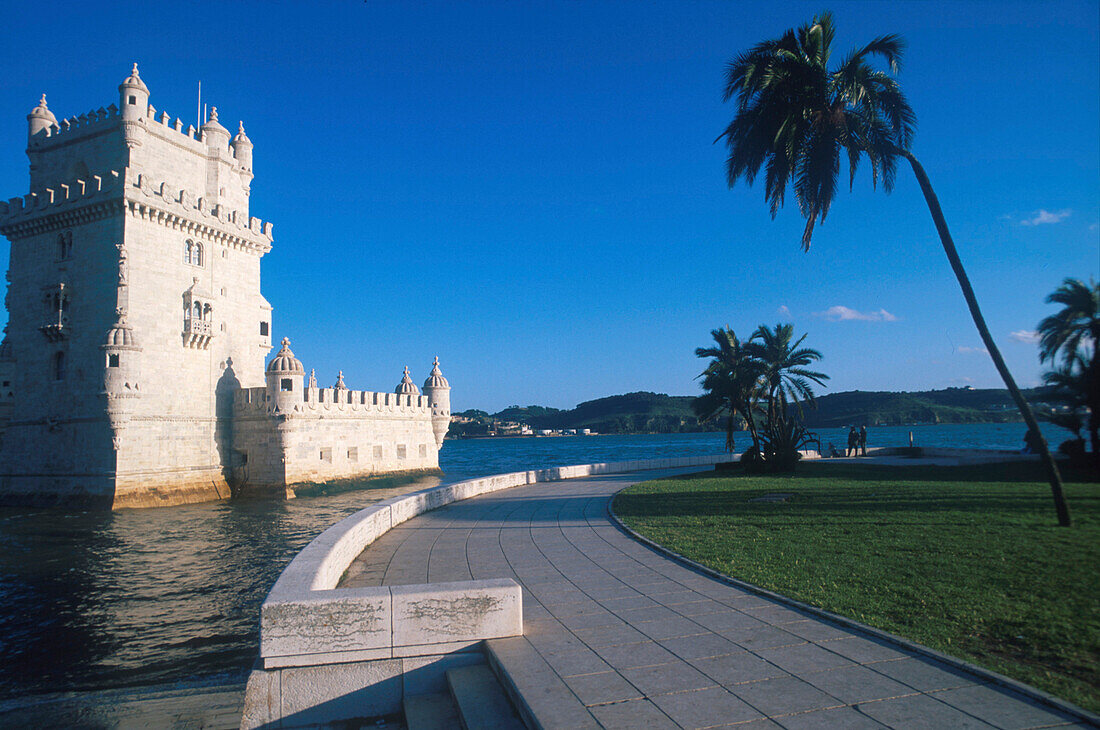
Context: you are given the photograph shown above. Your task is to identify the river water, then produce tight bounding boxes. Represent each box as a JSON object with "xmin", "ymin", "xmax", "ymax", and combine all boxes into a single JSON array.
[{"xmin": 0, "ymin": 423, "xmax": 1072, "ymax": 702}]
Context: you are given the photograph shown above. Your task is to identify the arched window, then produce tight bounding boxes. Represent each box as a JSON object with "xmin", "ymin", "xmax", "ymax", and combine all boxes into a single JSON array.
[
  {"xmin": 183, "ymin": 301, "xmax": 191, "ymax": 320},
  {"xmin": 53, "ymin": 352, "xmax": 65, "ymax": 381},
  {"xmin": 193, "ymin": 302, "xmax": 202, "ymax": 320},
  {"xmin": 185, "ymin": 240, "xmax": 194, "ymax": 264},
  {"xmin": 193, "ymin": 243, "xmax": 203, "ymax": 267},
  {"xmin": 202, "ymin": 303, "xmax": 212, "ymax": 320}
]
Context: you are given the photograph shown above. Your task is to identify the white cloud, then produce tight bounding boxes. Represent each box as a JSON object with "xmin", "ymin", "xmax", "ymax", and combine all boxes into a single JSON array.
[
  {"xmin": 1010, "ymin": 330, "xmax": 1041, "ymax": 344},
  {"xmin": 814, "ymin": 306, "xmax": 898, "ymax": 322},
  {"xmin": 957, "ymin": 346, "xmax": 989, "ymax": 355},
  {"xmin": 776, "ymin": 305, "xmax": 792, "ymax": 318},
  {"xmin": 1020, "ymin": 209, "xmax": 1071, "ymax": 226}
]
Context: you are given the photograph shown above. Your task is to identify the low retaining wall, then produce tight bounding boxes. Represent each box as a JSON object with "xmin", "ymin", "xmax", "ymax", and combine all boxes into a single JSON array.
[{"xmin": 242, "ymin": 454, "xmax": 727, "ymax": 728}]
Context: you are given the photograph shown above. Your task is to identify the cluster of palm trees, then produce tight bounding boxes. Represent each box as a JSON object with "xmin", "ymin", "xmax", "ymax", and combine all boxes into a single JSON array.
[
  {"xmin": 694, "ymin": 323, "xmax": 827, "ymax": 470},
  {"xmin": 1038, "ymin": 278, "xmax": 1099, "ymax": 464},
  {"xmin": 718, "ymin": 11, "xmax": 1073, "ymax": 524}
]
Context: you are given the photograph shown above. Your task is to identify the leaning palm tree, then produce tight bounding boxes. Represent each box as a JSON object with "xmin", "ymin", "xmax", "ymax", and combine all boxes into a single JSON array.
[
  {"xmin": 1038, "ymin": 278, "xmax": 1099, "ymax": 458},
  {"xmin": 748, "ymin": 323, "xmax": 829, "ymax": 427},
  {"xmin": 717, "ymin": 12, "xmax": 1072, "ymax": 525},
  {"xmin": 694, "ymin": 328, "xmax": 765, "ymax": 453}
]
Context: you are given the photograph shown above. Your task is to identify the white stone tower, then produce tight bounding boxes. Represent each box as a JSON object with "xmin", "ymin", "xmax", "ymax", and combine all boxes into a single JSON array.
[
  {"xmin": 0, "ymin": 64, "xmax": 275, "ymax": 507},
  {"xmin": 422, "ymin": 357, "xmax": 450, "ymax": 449}
]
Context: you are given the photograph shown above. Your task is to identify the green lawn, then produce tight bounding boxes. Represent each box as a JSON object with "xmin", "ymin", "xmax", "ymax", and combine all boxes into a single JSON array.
[{"xmin": 613, "ymin": 461, "xmax": 1100, "ymax": 713}]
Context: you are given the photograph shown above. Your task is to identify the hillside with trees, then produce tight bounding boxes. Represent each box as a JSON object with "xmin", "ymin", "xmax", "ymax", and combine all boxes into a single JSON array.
[{"xmin": 451, "ymin": 387, "xmax": 1048, "ymax": 437}]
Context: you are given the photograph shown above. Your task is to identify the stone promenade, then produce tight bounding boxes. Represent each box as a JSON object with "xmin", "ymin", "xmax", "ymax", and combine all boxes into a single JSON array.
[{"xmin": 340, "ymin": 468, "xmax": 1085, "ymax": 729}]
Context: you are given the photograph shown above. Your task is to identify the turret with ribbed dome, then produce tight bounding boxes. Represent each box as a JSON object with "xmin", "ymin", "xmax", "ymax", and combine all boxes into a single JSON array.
[
  {"xmin": 422, "ymin": 357, "xmax": 451, "ymax": 448},
  {"xmin": 232, "ymin": 121, "xmax": 253, "ymax": 172},
  {"xmin": 265, "ymin": 338, "xmax": 305, "ymax": 414},
  {"xmin": 395, "ymin": 366, "xmax": 420, "ymax": 396},
  {"xmin": 27, "ymin": 94, "xmax": 58, "ymax": 145},
  {"xmin": 102, "ymin": 312, "xmax": 142, "ymax": 403},
  {"xmin": 118, "ymin": 62, "xmax": 149, "ymax": 123}
]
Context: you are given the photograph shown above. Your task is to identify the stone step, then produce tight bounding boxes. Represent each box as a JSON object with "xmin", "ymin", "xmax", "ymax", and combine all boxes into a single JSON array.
[
  {"xmin": 403, "ymin": 691, "xmax": 460, "ymax": 730},
  {"xmin": 446, "ymin": 663, "xmax": 526, "ymax": 730},
  {"xmin": 484, "ymin": 636, "xmax": 599, "ymax": 730}
]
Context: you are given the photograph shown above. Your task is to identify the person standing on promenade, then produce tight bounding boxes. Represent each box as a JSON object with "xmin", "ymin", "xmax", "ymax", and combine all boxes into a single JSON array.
[
  {"xmin": 847, "ymin": 427, "xmax": 859, "ymax": 457},
  {"xmin": 859, "ymin": 425, "xmax": 868, "ymax": 456}
]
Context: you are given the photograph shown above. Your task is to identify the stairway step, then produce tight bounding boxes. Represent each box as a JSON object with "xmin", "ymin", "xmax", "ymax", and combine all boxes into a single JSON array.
[
  {"xmin": 485, "ymin": 636, "xmax": 599, "ymax": 730},
  {"xmin": 404, "ymin": 692, "xmax": 459, "ymax": 730},
  {"xmin": 446, "ymin": 664, "xmax": 525, "ymax": 730}
]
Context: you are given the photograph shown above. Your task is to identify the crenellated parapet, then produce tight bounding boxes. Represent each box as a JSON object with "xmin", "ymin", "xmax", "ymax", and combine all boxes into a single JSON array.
[
  {"xmin": 0, "ymin": 165, "xmax": 274, "ymax": 251},
  {"xmin": 234, "ymin": 387, "xmax": 431, "ymax": 417},
  {"xmin": 122, "ymin": 167, "xmax": 273, "ymax": 253},
  {"xmin": 0, "ymin": 170, "xmax": 124, "ymax": 236}
]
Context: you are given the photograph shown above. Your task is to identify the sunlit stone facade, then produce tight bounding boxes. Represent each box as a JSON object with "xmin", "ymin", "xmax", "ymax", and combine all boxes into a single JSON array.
[{"xmin": 0, "ymin": 66, "xmax": 450, "ymax": 508}]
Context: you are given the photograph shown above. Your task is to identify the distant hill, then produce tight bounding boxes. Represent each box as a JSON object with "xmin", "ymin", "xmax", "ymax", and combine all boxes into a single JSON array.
[
  {"xmin": 453, "ymin": 387, "xmax": 1046, "ymax": 436},
  {"xmin": 801, "ymin": 388, "xmax": 1035, "ymax": 427}
]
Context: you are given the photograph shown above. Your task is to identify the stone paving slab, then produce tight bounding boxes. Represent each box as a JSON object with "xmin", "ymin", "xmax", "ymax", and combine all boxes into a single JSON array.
[{"xmin": 340, "ymin": 469, "xmax": 1087, "ymax": 729}]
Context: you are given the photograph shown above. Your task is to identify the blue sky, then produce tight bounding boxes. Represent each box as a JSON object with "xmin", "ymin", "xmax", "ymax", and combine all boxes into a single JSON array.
[{"xmin": 1, "ymin": 1, "xmax": 1097, "ymax": 412}]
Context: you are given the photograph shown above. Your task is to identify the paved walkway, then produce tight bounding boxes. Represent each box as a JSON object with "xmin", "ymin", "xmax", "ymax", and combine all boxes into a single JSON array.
[{"xmin": 340, "ymin": 469, "xmax": 1083, "ymax": 729}]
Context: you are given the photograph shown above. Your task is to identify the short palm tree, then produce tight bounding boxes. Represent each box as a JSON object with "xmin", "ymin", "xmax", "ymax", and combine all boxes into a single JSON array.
[
  {"xmin": 747, "ymin": 323, "xmax": 829, "ymax": 427},
  {"xmin": 694, "ymin": 328, "xmax": 764, "ymax": 453},
  {"xmin": 717, "ymin": 12, "xmax": 1072, "ymax": 525},
  {"xmin": 1038, "ymin": 278, "xmax": 1099, "ymax": 457}
]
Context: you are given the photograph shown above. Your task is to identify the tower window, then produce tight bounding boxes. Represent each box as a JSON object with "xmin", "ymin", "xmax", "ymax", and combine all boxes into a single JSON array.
[
  {"xmin": 259, "ymin": 322, "xmax": 269, "ymax": 337},
  {"xmin": 280, "ymin": 378, "xmax": 292, "ymax": 391},
  {"xmin": 53, "ymin": 352, "xmax": 65, "ymax": 381},
  {"xmin": 184, "ymin": 240, "xmax": 204, "ymax": 267},
  {"xmin": 128, "ymin": 95, "xmax": 136, "ymax": 105},
  {"xmin": 108, "ymin": 353, "xmax": 120, "ymax": 368}
]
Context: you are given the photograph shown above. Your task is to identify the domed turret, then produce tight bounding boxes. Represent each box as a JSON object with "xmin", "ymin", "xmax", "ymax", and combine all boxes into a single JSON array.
[
  {"xmin": 334, "ymin": 370, "xmax": 348, "ymax": 390},
  {"xmin": 266, "ymin": 337, "xmax": 304, "ymax": 375},
  {"xmin": 395, "ymin": 366, "xmax": 420, "ymax": 396},
  {"xmin": 422, "ymin": 357, "xmax": 451, "ymax": 449},
  {"xmin": 201, "ymin": 106, "xmax": 231, "ymax": 151},
  {"xmin": 102, "ymin": 314, "xmax": 142, "ymax": 399},
  {"xmin": 27, "ymin": 94, "xmax": 57, "ymax": 144},
  {"xmin": 231, "ymin": 121, "xmax": 253, "ymax": 171},
  {"xmin": 265, "ymin": 338, "xmax": 305, "ymax": 414},
  {"xmin": 118, "ymin": 63, "xmax": 150, "ymax": 122}
]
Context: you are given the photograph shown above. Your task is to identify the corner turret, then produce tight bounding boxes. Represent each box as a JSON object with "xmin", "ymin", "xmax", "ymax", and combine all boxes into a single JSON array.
[
  {"xmin": 118, "ymin": 63, "xmax": 149, "ymax": 123},
  {"xmin": 422, "ymin": 357, "xmax": 451, "ymax": 448},
  {"xmin": 231, "ymin": 121, "xmax": 253, "ymax": 172},
  {"xmin": 265, "ymin": 338, "xmax": 305, "ymax": 414},
  {"xmin": 27, "ymin": 95, "xmax": 57, "ymax": 145},
  {"xmin": 201, "ymin": 107, "xmax": 231, "ymax": 151},
  {"xmin": 102, "ymin": 312, "xmax": 142, "ymax": 398}
]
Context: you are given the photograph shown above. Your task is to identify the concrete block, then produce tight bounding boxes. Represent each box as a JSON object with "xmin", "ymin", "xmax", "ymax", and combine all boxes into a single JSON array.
[
  {"xmin": 277, "ymin": 658, "xmax": 404, "ymax": 726},
  {"xmin": 261, "ymin": 587, "xmax": 391, "ymax": 661},
  {"xmin": 240, "ymin": 667, "xmax": 280, "ymax": 729},
  {"xmin": 391, "ymin": 579, "xmax": 522, "ymax": 648}
]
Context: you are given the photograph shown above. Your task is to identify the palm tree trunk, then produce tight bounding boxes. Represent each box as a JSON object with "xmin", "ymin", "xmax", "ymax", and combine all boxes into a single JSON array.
[{"xmin": 903, "ymin": 151, "xmax": 1072, "ymax": 526}]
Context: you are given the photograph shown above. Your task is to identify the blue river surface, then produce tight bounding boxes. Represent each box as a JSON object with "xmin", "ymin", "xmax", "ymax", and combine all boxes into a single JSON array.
[{"xmin": 0, "ymin": 423, "xmax": 1073, "ymax": 700}]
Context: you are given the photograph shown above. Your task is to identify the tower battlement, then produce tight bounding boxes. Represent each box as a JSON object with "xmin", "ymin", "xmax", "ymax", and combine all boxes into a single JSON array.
[
  {"xmin": 0, "ymin": 169, "xmax": 122, "ymax": 221},
  {"xmin": 0, "ymin": 166, "xmax": 274, "ymax": 250}
]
